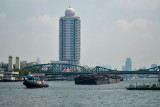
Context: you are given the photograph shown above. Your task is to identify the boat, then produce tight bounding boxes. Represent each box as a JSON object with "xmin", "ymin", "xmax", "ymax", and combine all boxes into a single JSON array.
[
  {"xmin": 126, "ymin": 82, "xmax": 160, "ymax": 90},
  {"xmin": 74, "ymin": 74, "xmax": 121, "ymax": 85},
  {"xmin": 1, "ymin": 72, "xmax": 21, "ymax": 82},
  {"xmin": 23, "ymin": 76, "xmax": 49, "ymax": 88}
]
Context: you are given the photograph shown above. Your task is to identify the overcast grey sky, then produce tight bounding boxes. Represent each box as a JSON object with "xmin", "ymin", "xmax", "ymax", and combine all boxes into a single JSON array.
[{"xmin": 0, "ymin": 0, "xmax": 160, "ymax": 70}]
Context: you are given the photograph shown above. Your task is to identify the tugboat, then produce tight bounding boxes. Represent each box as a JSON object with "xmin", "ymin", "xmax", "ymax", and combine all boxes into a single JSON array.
[{"xmin": 23, "ymin": 76, "xmax": 49, "ymax": 88}]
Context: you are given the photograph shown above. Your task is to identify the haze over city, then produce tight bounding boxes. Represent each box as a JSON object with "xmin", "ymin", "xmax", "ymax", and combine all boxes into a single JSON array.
[{"xmin": 0, "ymin": 0, "xmax": 160, "ymax": 70}]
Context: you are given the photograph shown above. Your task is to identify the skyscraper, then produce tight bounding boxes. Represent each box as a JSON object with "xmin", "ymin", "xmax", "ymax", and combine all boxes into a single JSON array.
[
  {"xmin": 59, "ymin": 6, "xmax": 81, "ymax": 65},
  {"xmin": 15, "ymin": 57, "xmax": 20, "ymax": 69},
  {"xmin": 36, "ymin": 58, "xmax": 41, "ymax": 64},
  {"xmin": 125, "ymin": 58, "xmax": 132, "ymax": 71},
  {"xmin": 8, "ymin": 56, "xmax": 13, "ymax": 71}
]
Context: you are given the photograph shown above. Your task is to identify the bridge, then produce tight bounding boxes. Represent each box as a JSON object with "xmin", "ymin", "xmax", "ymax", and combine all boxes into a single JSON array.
[{"xmin": 22, "ymin": 63, "xmax": 160, "ymax": 76}]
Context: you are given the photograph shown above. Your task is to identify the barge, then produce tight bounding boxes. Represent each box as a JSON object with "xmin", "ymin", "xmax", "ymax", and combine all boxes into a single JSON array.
[
  {"xmin": 126, "ymin": 83, "xmax": 160, "ymax": 90},
  {"xmin": 74, "ymin": 74, "xmax": 121, "ymax": 85}
]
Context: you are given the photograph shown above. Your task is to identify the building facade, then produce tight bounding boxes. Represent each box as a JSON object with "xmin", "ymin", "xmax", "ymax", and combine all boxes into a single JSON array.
[
  {"xmin": 59, "ymin": 6, "xmax": 81, "ymax": 65},
  {"xmin": 125, "ymin": 58, "xmax": 132, "ymax": 71},
  {"xmin": 8, "ymin": 56, "xmax": 13, "ymax": 71},
  {"xmin": 151, "ymin": 64, "xmax": 157, "ymax": 71},
  {"xmin": 15, "ymin": 57, "xmax": 20, "ymax": 69}
]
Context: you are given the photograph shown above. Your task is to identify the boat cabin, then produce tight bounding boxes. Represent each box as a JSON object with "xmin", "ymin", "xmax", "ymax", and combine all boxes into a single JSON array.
[{"xmin": 24, "ymin": 76, "xmax": 43, "ymax": 84}]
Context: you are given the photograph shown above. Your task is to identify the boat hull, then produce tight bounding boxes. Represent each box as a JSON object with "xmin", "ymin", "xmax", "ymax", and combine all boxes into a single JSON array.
[
  {"xmin": 126, "ymin": 87, "xmax": 160, "ymax": 90},
  {"xmin": 0, "ymin": 80, "xmax": 22, "ymax": 82},
  {"xmin": 75, "ymin": 78, "xmax": 109, "ymax": 85},
  {"xmin": 75, "ymin": 75, "xmax": 121, "ymax": 85},
  {"xmin": 23, "ymin": 80, "xmax": 49, "ymax": 88}
]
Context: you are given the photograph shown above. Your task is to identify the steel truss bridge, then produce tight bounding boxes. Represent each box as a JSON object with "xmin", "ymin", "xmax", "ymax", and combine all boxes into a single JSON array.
[{"xmin": 22, "ymin": 63, "xmax": 160, "ymax": 76}]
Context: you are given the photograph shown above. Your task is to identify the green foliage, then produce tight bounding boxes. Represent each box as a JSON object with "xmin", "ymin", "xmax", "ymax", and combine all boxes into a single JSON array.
[
  {"xmin": 14, "ymin": 68, "xmax": 20, "ymax": 72},
  {"xmin": 13, "ymin": 68, "xmax": 35, "ymax": 77},
  {"xmin": 21, "ymin": 68, "xmax": 35, "ymax": 76}
]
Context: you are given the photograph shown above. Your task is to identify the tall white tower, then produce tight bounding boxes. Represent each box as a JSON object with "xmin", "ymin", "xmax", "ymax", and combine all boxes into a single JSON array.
[
  {"xmin": 59, "ymin": 6, "xmax": 81, "ymax": 65},
  {"xmin": 8, "ymin": 56, "xmax": 13, "ymax": 71},
  {"xmin": 15, "ymin": 57, "xmax": 20, "ymax": 69}
]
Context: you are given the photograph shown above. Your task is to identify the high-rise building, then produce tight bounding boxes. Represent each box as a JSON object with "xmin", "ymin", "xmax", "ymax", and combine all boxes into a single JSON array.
[
  {"xmin": 15, "ymin": 57, "xmax": 20, "ymax": 69},
  {"xmin": 125, "ymin": 58, "xmax": 132, "ymax": 71},
  {"xmin": 36, "ymin": 58, "xmax": 41, "ymax": 64},
  {"xmin": 8, "ymin": 56, "xmax": 13, "ymax": 71},
  {"xmin": 59, "ymin": 6, "xmax": 81, "ymax": 65}
]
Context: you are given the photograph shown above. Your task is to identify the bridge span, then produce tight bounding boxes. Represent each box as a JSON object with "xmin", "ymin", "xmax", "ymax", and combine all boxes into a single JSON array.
[{"xmin": 22, "ymin": 63, "xmax": 160, "ymax": 76}]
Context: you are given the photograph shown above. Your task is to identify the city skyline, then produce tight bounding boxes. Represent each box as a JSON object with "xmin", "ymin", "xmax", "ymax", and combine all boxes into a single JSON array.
[{"xmin": 0, "ymin": 0, "xmax": 160, "ymax": 69}]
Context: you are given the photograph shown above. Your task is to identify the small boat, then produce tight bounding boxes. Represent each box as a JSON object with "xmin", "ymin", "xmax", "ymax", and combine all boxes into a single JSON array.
[
  {"xmin": 23, "ymin": 76, "xmax": 49, "ymax": 88},
  {"xmin": 126, "ymin": 82, "xmax": 160, "ymax": 90}
]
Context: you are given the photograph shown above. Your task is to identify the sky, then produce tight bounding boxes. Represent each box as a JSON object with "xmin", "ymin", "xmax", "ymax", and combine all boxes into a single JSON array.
[{"xmin": 0, "ymin": 0, "xmax": 160, "ymax": 70}]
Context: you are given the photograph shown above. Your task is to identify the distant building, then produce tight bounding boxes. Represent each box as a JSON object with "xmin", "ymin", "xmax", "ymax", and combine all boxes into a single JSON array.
[
  {"xmin": 143, "ymin": 66, "xmax": 146, "ymax": 69},
  {"xmin": 51, "ymin": 60, "xmax": 68, "ymax": 64},
  {"xmin": 100, "ymin": 64, "xmax": 112, "ymax": 69},
  {"xmin": 20, "ymin": 61, "xmax": 39, "ymax": 69},
  {"xmin": 125, "ymin": 58, "xmax": 132, "ymax": 71},
  {"xmin": 59, "ymin": 6, "xmax": 81, "ymax": 65},
  {"xmin": 0, "ymin": 62, "xmax": 8, "ymax": 70},
  {"xmin": 122, "ymin": 66, "xmax": 126, "ymax": 71},
  {"xmin": 151, "ymin": 64, "xmax": 157, "ymax": 68},
  {"xmin": 8, "ymin": 56, "xmax": 13, "ymax": 71},
  {"xmin": 20, "ymin": 61, "xmax": 28, "ymax": 69},
  {"xmin": 15, "ymin": 57, "xmax": 20, "ymax": 69},
  {"xmin": 82, "ymin": 65, "xmax": 90, "ymax": 69},
  {"xmin": 27, "ymin": 62, "xmax": 39, "ymax": 66},
  {"xmin": 36, "ymin": 58, "xmax": 41, "ymax": 64},
  {"xmin": 151, "ymin": 64, "xmax": 157, "ymax": 71}
]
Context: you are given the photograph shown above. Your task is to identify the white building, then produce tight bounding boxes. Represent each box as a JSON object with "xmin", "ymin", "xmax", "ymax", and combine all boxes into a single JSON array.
[
  {"xmin": 59, "ymin": 6, "xmax": 81, "ymax": 65},
  {"xmin": 15, "ymin": 57, "xmax": 20, "ymax": 69},
  {"xmin": 3, "ymin": 72, "xmax": 19, "ymax": 80}
]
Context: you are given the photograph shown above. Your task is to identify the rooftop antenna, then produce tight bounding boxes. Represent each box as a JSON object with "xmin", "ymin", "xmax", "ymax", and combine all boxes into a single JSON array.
[{"xmin": 68, "ymin": 0, "xmax": 71, "ymax": 8}]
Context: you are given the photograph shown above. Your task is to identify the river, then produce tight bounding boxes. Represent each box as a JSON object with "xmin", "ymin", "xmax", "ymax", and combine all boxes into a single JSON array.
[{"xmin": 0, "ymin": 78, "xmax": 159, "ymax": 107}]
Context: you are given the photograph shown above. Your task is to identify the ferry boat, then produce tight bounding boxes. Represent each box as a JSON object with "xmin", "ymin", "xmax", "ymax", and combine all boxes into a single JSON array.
[
  {"xmin": 1, "ymin": 72, "xmax": 20, "ymax": 82},
  {"xmin": 23, "ymin": 76, "xmax": 49, "ymax": 88}
]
